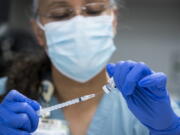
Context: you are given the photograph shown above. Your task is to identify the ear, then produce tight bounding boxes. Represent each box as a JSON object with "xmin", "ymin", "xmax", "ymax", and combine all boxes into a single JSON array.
[{"xmin": 31, "ymin": 19, "xmax": 46, "ymax": 47}]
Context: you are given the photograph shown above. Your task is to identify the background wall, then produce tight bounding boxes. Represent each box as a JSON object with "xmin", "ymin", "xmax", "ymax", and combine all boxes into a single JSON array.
[
  {"xmin": 8, "ymin": 0, "xmax": 180, "ymax": 98},
  {"xmin": 112, "ymin": 0, "xmax": 180, "ymax": 98},
  {"xmin": 0, "ymin": 0, "xmax": 10, "ymax": 24}
]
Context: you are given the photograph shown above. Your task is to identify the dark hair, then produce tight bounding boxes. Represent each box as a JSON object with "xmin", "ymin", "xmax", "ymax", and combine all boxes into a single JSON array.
[
  {"xmin": 5, "ymin": 49, "xmax": 51, "ymax": 100},
  {"xmin": 0, "ymin": 28, "xmax": 51, "ymax": 100}
]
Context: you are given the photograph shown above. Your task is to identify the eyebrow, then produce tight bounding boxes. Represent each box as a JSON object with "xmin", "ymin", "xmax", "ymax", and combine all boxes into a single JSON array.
[
  {"xmin": 85, "ymin": 0, "xmax": 107, "ymax": 3},
  {"xmin": 48, "ymin": 0, "xmax": 70, "ymax": 9}
]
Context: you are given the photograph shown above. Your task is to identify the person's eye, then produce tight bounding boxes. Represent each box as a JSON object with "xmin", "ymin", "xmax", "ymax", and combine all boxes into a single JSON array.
[
  {"xmin": 86, "ymin": 9, "xmax": 104, "ymax": 16},
  {"xmin": 85, "ymin": 3, "xmax": 106, "ymax": 16},
  {"xmin": 49, "ymin": 9, "xmax": 74, "ymax": 21}
]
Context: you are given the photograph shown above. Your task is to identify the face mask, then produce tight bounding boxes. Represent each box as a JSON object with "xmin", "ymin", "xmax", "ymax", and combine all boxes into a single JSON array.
[{"xmin": 39, "ymin": 15, "xmax": 116, "ymax": 83}]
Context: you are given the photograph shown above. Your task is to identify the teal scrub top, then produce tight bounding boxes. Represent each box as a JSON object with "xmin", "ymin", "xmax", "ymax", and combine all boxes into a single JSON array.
[
  {"xmin": 41, "ymin": 88, "xmax": 150, "ymax": 135},
  {"xmin": 0, "ymin": 77, "xmax": 7, "ymax": 95}
]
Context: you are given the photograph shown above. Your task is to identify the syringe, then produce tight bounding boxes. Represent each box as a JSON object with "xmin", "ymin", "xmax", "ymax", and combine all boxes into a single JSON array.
[
  {"xmin": 37, "ymin": 78, "xmax": 115, "ymax": 117},
  {"xmin": 37, "ymin": 94, "xmax": 96, "ymax": 117}
]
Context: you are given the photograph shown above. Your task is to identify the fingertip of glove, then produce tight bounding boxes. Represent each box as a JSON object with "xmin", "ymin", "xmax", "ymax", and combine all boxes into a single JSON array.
[
  {"xmin": 138, "ymin": 77, "xmax": 153, "ymax": 87},
  {"xmin": 106, "ymin": 63, "xmax": 115, "ymax": 77},
  {"xmin": 30, "ymin": 100, "xmax": 41, "ymax": 111},
  {"xmin": 138, "ymin": 73, "xmax": 167, "ymax": 88}
]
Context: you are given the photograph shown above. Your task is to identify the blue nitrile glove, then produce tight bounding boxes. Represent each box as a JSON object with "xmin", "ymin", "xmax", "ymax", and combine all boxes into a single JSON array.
[
  {"xmin": 106, "ymin": 61, "xmax": 180, "ymax": 135},
  {"xmin": 0, "ymin": 90, "xmax": 40, "ymax": 135}
]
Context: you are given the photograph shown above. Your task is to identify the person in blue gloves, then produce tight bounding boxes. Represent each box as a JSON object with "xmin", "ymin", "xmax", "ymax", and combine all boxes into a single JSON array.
[{"xmin": 1, "ymin": 0, "xmax": 180, "ymax": 135}]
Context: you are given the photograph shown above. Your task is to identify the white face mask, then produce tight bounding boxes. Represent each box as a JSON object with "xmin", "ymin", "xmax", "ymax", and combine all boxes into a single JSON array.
[{"xmin": 38, "ymin": 15, "xmax": 116, "ymax": 83}]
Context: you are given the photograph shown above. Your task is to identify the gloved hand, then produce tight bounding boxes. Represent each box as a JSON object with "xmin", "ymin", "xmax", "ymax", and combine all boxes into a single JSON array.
[
  {"xmin": 107, "ymin": 61, "xmax": 180, "ymax": 135},
  {"xmin": 0, "ymin": 90, "xmax": 40, "ymax": 135}
]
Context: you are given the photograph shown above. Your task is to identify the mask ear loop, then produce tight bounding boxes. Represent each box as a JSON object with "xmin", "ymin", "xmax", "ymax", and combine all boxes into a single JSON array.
[{"xmin": 36, "ymin": 17, "xmax": 45, "ymax": 31}]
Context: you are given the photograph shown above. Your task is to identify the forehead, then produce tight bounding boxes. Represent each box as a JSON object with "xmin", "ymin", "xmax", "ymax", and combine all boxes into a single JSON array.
[
  {"xmin": 40, "ymin": 0, "xmax": 108, "ymax": 3},
  {"xmin": 39, "ymin": 0, "xmax": 109, "ymax": 8}
]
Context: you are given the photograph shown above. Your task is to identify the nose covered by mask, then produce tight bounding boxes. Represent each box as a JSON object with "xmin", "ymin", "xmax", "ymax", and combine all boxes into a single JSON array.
[{"xmin": 39, "ymin": 15, "xmax": 116, "ymax": 83}]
